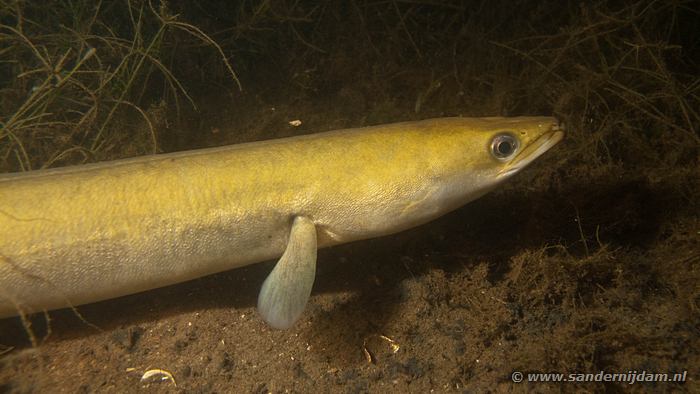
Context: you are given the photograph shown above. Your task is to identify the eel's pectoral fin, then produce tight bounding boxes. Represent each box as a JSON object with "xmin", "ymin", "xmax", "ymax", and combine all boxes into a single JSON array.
[{"xmin": 257, "ymin": 216, "xmax": 317, "ymax": 329}]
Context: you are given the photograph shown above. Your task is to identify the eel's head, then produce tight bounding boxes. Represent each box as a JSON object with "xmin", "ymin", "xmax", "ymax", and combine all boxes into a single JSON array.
[
  {"xmin": 422, "ymin": 116, "xmax": 565, "ymax": 210},
  {"xmin": 484, "ymin": 117, "xmax": 565, "ymax": 179}
]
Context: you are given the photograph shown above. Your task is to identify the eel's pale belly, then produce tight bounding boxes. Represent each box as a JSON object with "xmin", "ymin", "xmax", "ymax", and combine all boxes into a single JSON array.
[{"xmin": 0, "ymin": 202, "xmax": 295, "ymax": 317}]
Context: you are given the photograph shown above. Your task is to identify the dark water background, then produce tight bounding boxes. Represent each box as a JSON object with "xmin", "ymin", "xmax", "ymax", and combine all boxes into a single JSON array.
[{"xmin": 0, "ymin": 1, "xmax": 698, "ymax": 391}]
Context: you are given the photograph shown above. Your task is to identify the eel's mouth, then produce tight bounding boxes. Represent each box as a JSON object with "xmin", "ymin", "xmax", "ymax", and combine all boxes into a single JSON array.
[{"xmin": 498, "ymin": 121, "xmax": 565, "ymax": 178}]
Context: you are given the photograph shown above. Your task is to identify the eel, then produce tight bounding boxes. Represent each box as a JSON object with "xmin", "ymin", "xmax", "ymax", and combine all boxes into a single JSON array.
[{"xmin": 0, "ymin": 117, "xmax": 564, "ymax": 329}]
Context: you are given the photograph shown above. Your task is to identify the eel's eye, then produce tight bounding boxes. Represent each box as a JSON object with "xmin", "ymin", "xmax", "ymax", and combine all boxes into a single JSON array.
[{"xmin": 490, "ymin": 133, "xmax": 519, "ymax": 160}]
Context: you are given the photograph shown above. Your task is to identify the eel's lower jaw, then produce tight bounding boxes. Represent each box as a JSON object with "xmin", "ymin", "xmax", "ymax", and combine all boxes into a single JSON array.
[{"xmin": 498, "ymin": 128, "xmax": 565, "ymax": 178}]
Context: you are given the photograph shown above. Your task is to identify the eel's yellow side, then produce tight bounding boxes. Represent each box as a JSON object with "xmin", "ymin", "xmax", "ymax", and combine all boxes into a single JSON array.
[{"xmin": 0, "ymin": 117, "xmax": 563, "ymax": 321}]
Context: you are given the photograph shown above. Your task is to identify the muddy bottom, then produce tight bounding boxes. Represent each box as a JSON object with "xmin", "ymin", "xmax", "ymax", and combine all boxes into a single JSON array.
[{"xmin": 1, "ymin": 163, "xmax": 697, "ymax": 392}]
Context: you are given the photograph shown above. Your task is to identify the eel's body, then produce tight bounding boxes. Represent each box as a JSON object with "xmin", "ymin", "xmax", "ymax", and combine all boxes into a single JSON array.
[{"xmin": 0, "ymin": 117, "xmax": 563, "ymax": 328}]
